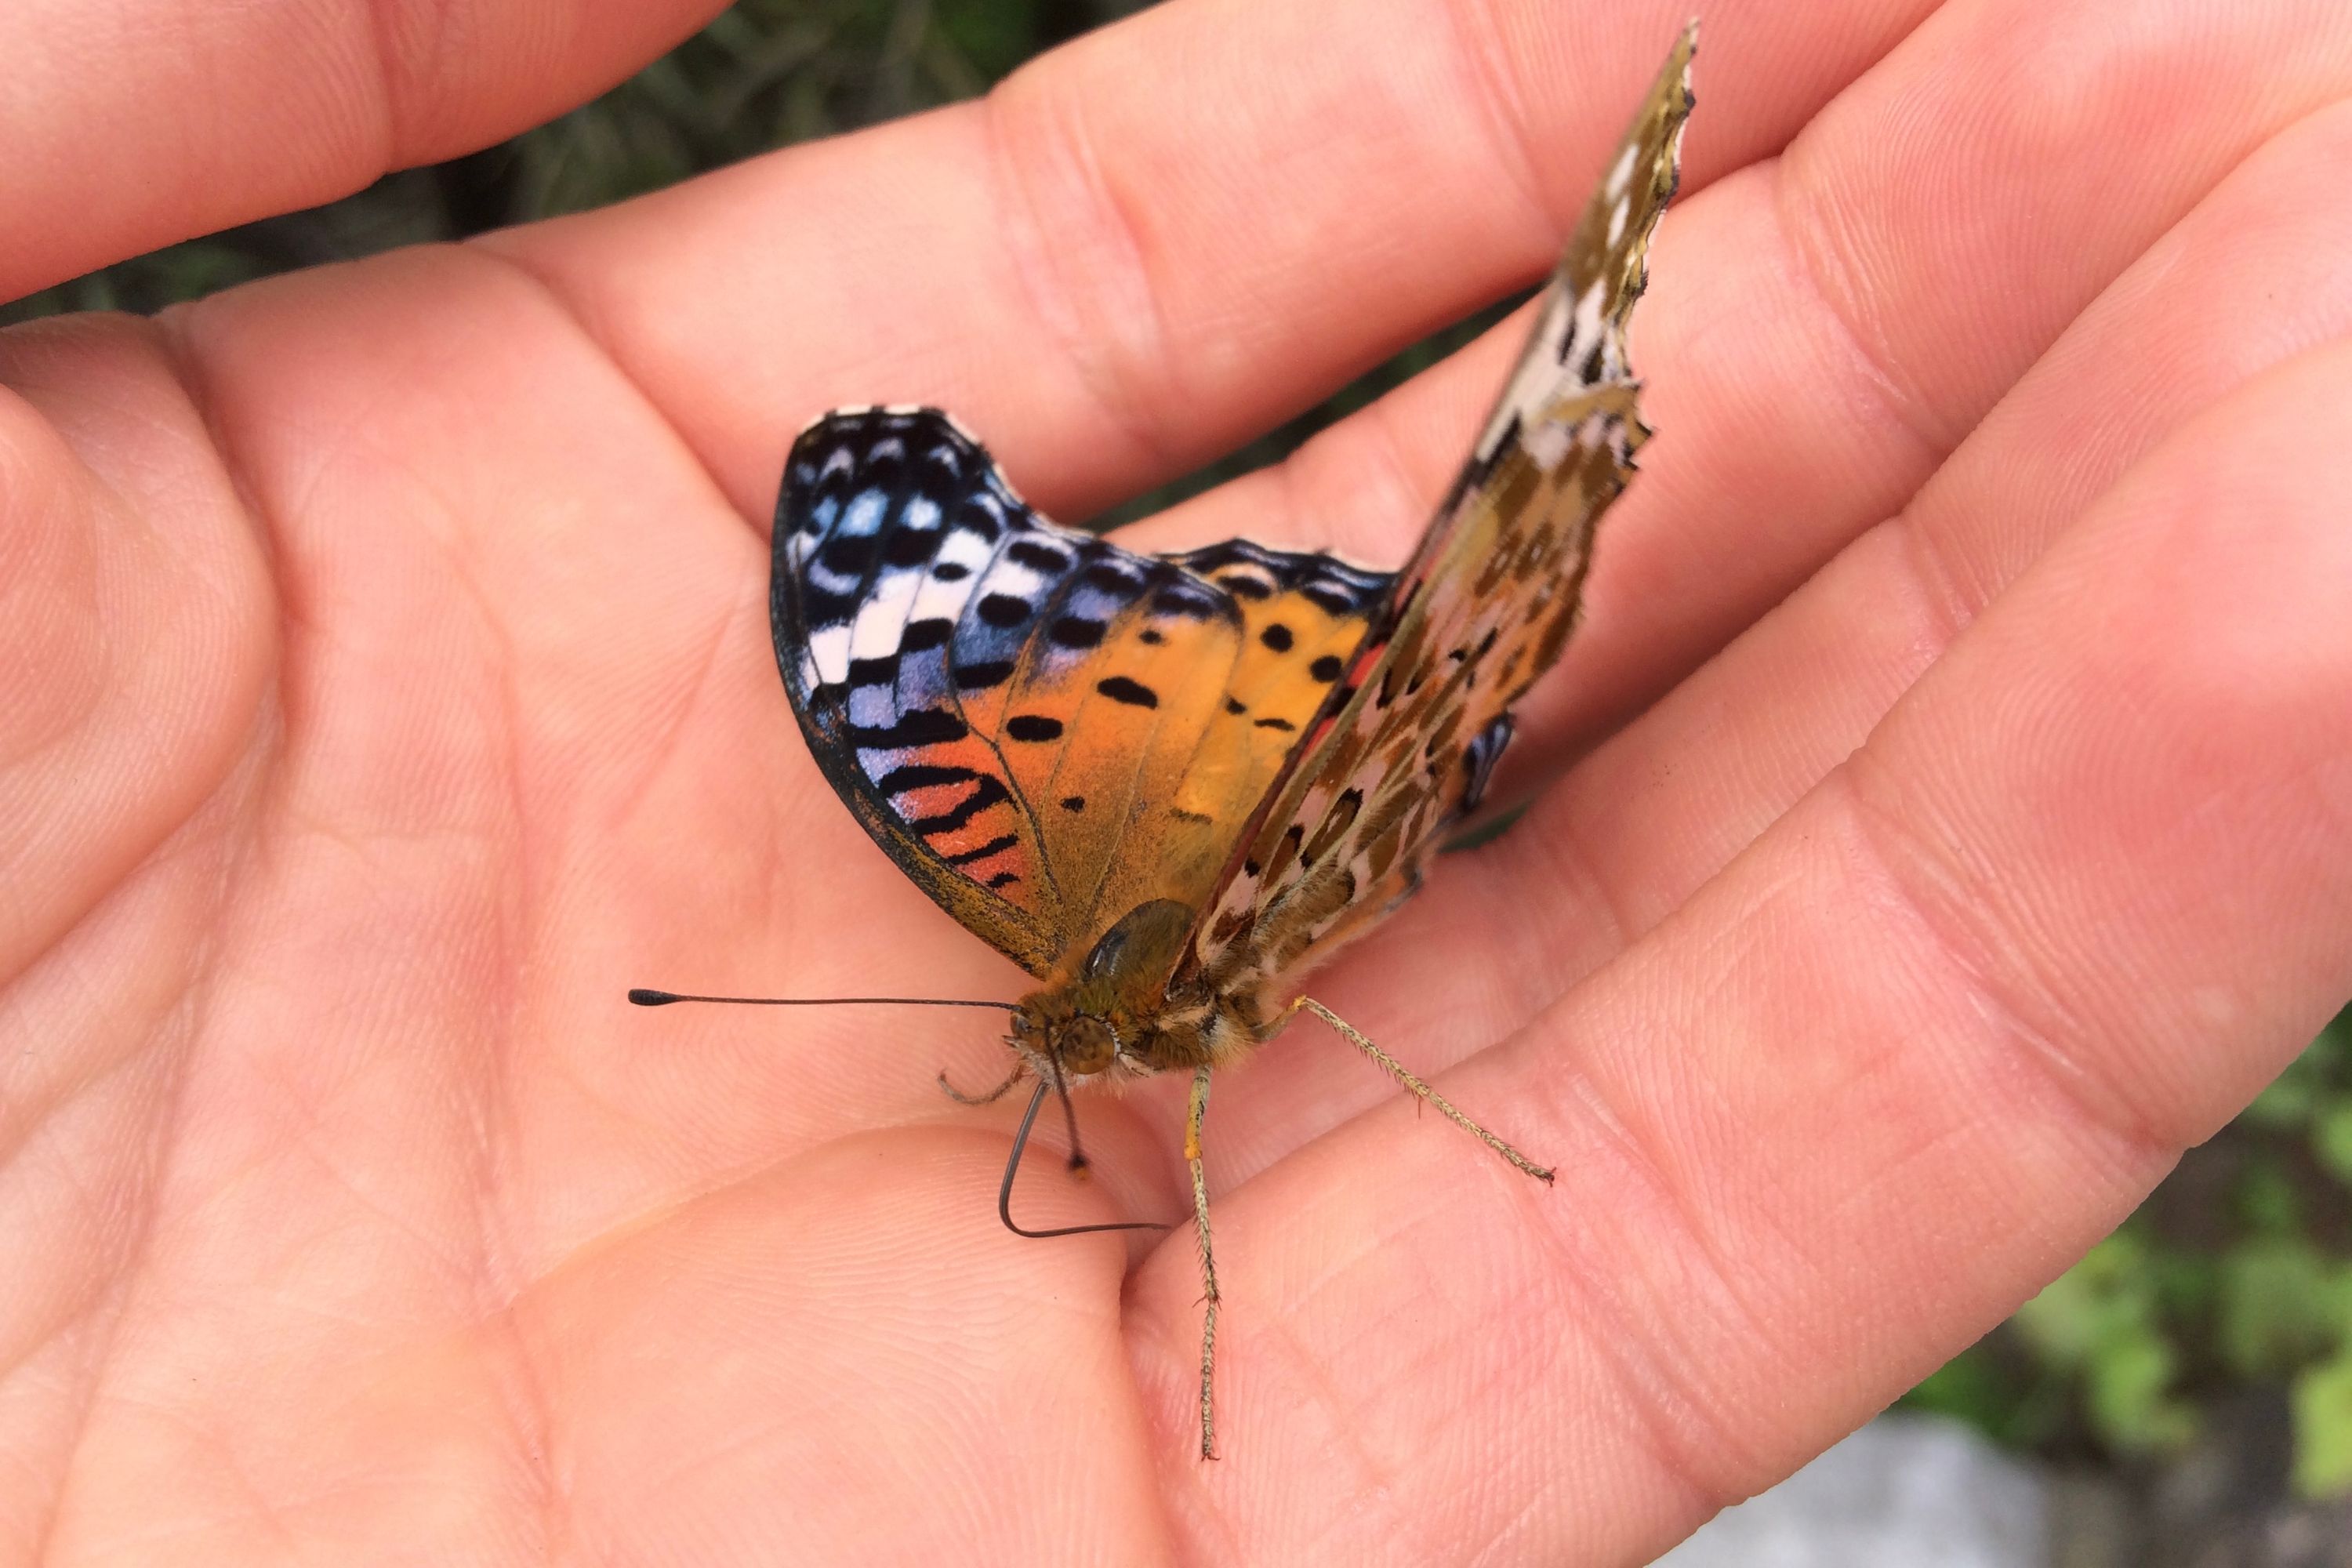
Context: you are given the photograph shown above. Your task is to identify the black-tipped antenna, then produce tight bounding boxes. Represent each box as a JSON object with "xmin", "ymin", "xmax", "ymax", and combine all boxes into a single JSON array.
[
  {"xmin": 629, "ymin": 988, "xmax": 1018, "ymax": 1011},
  {"xmin": 1000, "ymin": 1081, "xmax": 1170, "ymax": 1241}
]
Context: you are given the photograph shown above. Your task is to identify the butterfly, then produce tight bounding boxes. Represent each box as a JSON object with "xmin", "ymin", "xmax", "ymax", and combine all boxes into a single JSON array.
[{"xmin": 757, "ymin": 27, "xmax": 1692, "ymax": 1458}]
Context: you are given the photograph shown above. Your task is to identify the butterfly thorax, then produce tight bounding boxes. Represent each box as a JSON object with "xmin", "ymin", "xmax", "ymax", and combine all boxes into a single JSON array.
[{"xmin": 1009, "ymin": 898, "xmax": 1265, "ymax": 1080}]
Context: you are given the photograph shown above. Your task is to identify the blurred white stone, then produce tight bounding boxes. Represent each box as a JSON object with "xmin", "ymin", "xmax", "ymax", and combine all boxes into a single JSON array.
[{"xmin": 1652, "ymin": 1414, "xmax": 2047, "ymax": 1568}]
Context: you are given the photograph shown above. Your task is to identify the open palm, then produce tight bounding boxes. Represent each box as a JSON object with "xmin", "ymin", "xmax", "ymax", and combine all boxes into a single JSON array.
[{"xmin": 8, "ymin": 0, "xmax": 2352, "ymax": 1563}]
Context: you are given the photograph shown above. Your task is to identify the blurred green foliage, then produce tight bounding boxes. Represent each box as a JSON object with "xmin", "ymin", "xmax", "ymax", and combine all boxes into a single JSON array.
[
  {"xmin": 506, "ymin": 0, "xmax": 1083, "ymax": 218},
  {"xmin": 1906, "ymin": 1007, "xmax": 2352, "ymax": 1497},
  {"xmin": 12, "ymin": 0, "xmax": 2350, "ymax": 1498}
]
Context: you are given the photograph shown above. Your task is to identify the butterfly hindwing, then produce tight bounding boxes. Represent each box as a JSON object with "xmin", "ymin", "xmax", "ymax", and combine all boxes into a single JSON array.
[
  {"xmin": 773, "ymin": 408, "xmax": 1392, "ymax": 977},
  {"xmin": 1183, "ymin": 24, "xmax": 1696, "ymax": 1008}
]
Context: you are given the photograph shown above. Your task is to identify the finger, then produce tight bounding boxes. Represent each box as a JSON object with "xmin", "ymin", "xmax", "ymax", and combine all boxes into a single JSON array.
[
  {"xmin": 2, "ymin": 0, "xmax": 726, "ymax": 302},
  {"xmin": 1138, "ymin": 339, "xmax": 2352, "ymax": 1562},
  {"xmin": 485, "ymin": 0, "xmax": 1929, "ymax": 521}
]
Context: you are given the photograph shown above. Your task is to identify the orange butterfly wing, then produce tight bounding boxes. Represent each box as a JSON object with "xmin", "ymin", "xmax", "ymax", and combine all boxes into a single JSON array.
[{"xmin": 771, "ymin": 411, "xmax": 1388, "ymax": 977}]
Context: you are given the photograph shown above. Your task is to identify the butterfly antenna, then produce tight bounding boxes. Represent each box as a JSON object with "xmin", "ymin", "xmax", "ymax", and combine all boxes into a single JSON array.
[
  {"xmin": 629, "ymin": 988, "xmax": 1018, "ymax": 1011},
  {"xmin": 998, "ymin": 1080, "xmax": 1170, "ymax": 1241},
  {"xmin": 1043, "ymin": 1048, "xmax": 1090, "ymax": 1175}
]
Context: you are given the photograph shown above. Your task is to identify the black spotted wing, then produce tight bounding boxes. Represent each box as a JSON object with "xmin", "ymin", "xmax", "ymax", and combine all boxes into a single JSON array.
[{"xmin": 771, "ymin": 407, "xmax": 1389, "ymax": 977}]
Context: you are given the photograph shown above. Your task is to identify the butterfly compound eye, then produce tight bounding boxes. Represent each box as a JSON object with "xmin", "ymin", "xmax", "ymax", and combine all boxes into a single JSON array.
[{"xmin": 1054, "ymin": 1016, "xmax": 1117, "ymax": 1076}]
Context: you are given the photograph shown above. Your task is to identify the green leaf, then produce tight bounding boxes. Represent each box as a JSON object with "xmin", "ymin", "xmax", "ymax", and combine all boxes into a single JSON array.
[
  {"xmin": 2314, "ymin": 1096, "xmax": 2352, "ymax": 1187},
  {"xmin": 2234, "ymin": 1156, "xmax": 2306, "ymax": 1237},
  {"xmin": 2016, "ymin": 1232, "xmax": 2196, "ymax": 1455},
  {"xmin": 2017, "ymin": 1233, "xmax": 2150, "ymax": 1368},
  {"xmin": 1904, "ymin": 1348, "xmax": 2012, "ymax": 1439},
  {"xmin": 2085, "ymin": 1329, "xmax": 2196, "ymax": 1454},
  {"xmin": 2219, "ymin": 1239, "xmax": 2337, "ymax": 1377},
  {"xmin": 2292, "ymin": 1340, "xmax": 2352, "ymax": 1499},
  {"xmin": 2248, "ymin": 1071, "xmax": 2317, "ymax": 1127}
]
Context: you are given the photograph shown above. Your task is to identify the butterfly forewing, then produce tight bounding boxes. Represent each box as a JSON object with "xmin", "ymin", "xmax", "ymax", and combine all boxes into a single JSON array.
[
  {"xmin": 1181, "ymin": 27, "xmax": 1696, "ymax": 1006},
  {"xmin": 775, "ymin": 410, "xmax": 1063, "ymax": 971}
]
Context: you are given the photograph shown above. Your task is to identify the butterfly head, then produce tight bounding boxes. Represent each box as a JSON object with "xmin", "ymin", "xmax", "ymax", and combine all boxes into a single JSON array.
[
  {"xmin": 1009, "ymin": 994, "xmax": 1123, "ymax": 1080},
  {"xmin": 1007, "ymin": 898, "xmax": 1211, "ymax": 1080}
]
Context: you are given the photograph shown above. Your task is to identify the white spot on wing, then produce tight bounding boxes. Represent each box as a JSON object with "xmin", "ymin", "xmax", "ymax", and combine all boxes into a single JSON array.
[
  {"xmin": 909, "ymin": 533, "xmax": 991, "ymax": 626},
  {"xmin": 1605, "ymin": 141, "xmax": 1639, "ymax": 195},
  {"xmin": 850, "ymin": 571, "xmax": 921, "ymax": 659},
  {"xmin": 981, "ymin": 564, "xmax": 1045, "ymax": 602},
  {"xmin": 1523, "ymin": 418, "xmax": 1573, "ymax": 471},
  {"xmin": 1474, "ymin": 281, "xmax": 1572, "ymax": 463},
  {"xmin": 808, "ymin": 625, "xmax": 851, "ymax": 684}
]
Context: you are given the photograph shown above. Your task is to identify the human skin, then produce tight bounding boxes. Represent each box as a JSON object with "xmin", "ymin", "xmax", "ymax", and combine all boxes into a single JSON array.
[{"xmin": 5, "ymin": 0, "xmax": 2352, "ymax": 1562}]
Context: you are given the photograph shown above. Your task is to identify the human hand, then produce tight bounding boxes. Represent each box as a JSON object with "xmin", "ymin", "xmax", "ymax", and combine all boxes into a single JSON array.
[{"xmin": 6, "ymin": 1, "xmax": 2350, "ymax": 1563}]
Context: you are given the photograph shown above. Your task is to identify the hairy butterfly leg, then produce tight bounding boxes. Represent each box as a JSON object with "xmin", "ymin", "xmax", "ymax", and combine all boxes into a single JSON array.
[
  {"xmin": 1185, "ymin": 1064, "xmax": 1221, "ymax": 1461},
  {"xmin": 1296, "ymin": 998, "xmax": 1555, "ymax": 1183},
  {"xmin": 937, "ymin": 1060, "xmax": 1028, "ymax": 1106}
]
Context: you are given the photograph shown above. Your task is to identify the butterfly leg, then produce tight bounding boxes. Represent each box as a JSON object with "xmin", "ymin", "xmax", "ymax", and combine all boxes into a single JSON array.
[
  {"xmin": 1296, "ymin": 997, "xmax": 1555, "ymax": 1184},
  {"xmin": 937, "ymin": 1061, "xmax": 1026, "ymax": 1105},
  {"xmin": 1185, "ymin": 1063, "xmax": 1221, "ymax": 1461}
]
